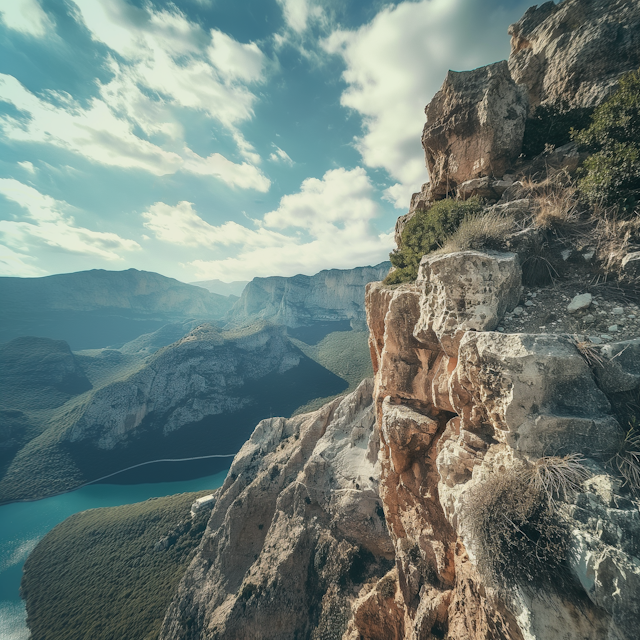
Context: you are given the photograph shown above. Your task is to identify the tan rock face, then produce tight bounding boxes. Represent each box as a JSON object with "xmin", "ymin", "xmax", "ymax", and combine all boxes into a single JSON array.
[
  {"xmin": 160, "ymin": 380, "xmax": 395, "ymax": 640},
  {"xmin": 366, "ymin": 248, "xmax": 639, "ymax": 640},
  {"xmin": 508, "ymin": 0, "xmax": 640, "ymax": 110},
  {"xmin": 422, "ymin": 61, "xmax": 527, "ymax": 199}
]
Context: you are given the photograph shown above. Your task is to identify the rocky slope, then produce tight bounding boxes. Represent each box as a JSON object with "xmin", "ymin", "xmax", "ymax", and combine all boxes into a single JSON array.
[
  {"xmin": 0, "ymin": 268, "xmax": 235, "ymax": 349},
  {"xmin": 160, "ymin": 379, "xmax": 396, "ymax": 640},
  {"xmin": 225, "ymin": 263, "xmax": 390, "ymax": 331}
]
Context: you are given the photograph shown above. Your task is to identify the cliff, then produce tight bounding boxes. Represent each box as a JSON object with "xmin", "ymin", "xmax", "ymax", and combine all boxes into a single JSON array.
[
  {"xmin": 155, "ymin": 1, "xmax": 640, "ymax": 638},
  {"xmin": 225, "ymin": 263, "xmax": 390, "ymax": 331},
  {"xmin": 160, "ymin": 379, "xmax": 396, "ymax": 640}
]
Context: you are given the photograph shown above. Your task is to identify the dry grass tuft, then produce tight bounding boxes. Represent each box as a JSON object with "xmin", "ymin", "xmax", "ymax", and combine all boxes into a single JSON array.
[
  {"xmin": 523, "ymin": 454, "xmax": 591, "ymax": 507},
  {"xmin": 589, "ymin": 206, "xmax": 640, "ymax": 276},
  {"xmin": 438, "ymin": 209, "xmax": 516, "ymax": 254},
  {"xmin": 573, "ymin": 336, "xmax": 606, "ymax": 367},
  {"xmin": 465, "ymin": 469, "xmax": 568, "ymax": 592},
  {"xmin": 610, "ymin": 427, "xmax": 640, "ymax": 494}
]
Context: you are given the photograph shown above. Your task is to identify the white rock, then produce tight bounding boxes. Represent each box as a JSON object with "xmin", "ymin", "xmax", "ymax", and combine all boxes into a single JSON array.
[
  {"xmin": 608, "ymin": 325, "xmax": 619, "ymax": 333},
  {"xmin": 612, "ymin": 307, "xmax": 624, "ymax": 315},
  {"xmin": 567, "ymin": 293, "xmax": 592, "ymax": 313}
]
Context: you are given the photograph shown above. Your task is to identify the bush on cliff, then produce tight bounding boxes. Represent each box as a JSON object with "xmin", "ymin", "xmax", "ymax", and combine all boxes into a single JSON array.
[
  {"xmin": 572, "ymin": 69, "xmax": 640, "ymax": 213},
  {"xmin": 465, "ymin": 468, "xmax": 570, "ymax": 593},
  {"xmin": 385, "ymin": 197, "xmax": 484, "ymax": 284}
]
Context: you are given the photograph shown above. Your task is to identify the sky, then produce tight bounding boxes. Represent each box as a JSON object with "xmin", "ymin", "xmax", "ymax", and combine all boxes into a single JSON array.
[{"xmin": 0, "ymin": 0, "xmax": 535, "ymax": 283}]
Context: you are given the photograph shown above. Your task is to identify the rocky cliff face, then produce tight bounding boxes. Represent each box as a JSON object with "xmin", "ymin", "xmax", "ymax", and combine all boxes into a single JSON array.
[
  {"xmin": 160, "ymin": 380, "xmax": 398, "ymax": 640},
  {"xmin": 508, "ymin": 0, "xmax": 640, "ymax": 110},
  {"xmin": 66, "ymin": 324, "xmax": 309, "ymax": 449},
  {"xmin": 365, "ymin": 252, "xmax": 639, "ymax": 640},
  {"xmin": 226, "ymin": 263, "xmax": 390, "ymax": 330}
]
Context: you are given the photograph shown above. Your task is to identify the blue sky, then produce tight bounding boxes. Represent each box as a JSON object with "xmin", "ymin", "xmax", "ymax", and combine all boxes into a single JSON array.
[{"xmin": 0, "ymin": 0, "xmax": 534, "ymax": 282}]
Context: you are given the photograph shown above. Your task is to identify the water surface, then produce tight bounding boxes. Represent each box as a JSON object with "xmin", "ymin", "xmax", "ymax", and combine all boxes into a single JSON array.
[{"xmin": 0, "ymin": 469, "xmax": 228, "ymax": 639}]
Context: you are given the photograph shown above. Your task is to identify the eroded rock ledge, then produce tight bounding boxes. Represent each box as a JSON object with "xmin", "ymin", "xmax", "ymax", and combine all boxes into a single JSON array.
[{"xmin": 367, "ymin": 249, "xmax": 639, "ymax": 640}]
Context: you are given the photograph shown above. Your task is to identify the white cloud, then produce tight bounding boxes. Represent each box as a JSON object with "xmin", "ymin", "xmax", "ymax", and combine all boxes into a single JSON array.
[
  {"xmin": 0, "ymin": 1, "xmax": 271, "ymax": 190},
  {"xmin": 0, "ymin": 244, "xmax": 46, "ymax": 277},
  {"xmin": 17, "ymin": 161, "xmax": 35, "ymax": 173},
  {"xmin": 0, "ymin": 0, "xmax": 53, "ymax": 37},
  {"xmin": 187, "ymin": 167, "xmax": 393, "ymax": 281},
  {"xmin": 268, "ymin": 145, "xmax": 294, "ymax": 165},
  {"xmin": 323, "ymin": 0, "xmax": 531, "ymax": 208},
  {"xmin": 276, "ymin": 0, "xmax": 312, "ymax": 33},
  {"xmin": 142, "ymin": 201, "xmax": 290, "ymax": 248},
  {"xmin": 0, "ymin": 178, "xmax": 140, "ymax": 262}
]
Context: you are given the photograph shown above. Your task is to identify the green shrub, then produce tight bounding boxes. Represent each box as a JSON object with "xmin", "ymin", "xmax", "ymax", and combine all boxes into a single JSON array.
[
  {"xmin": 523, "ymin": 101, "xmax": 593, "ymax": 158},
  {"xmin": 572, "ymin": 69, "xmax": 640, "ymax": 212},
  {"xmin": 386, "ymin": 197, "xmax": 484, "ymax": 284}
]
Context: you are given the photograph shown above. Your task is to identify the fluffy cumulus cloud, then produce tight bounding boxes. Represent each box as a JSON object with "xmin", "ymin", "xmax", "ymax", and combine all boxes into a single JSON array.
[
  {"xmin": 178, "ymin": 167, "xmax": 393, "ymax": 281},
  {"xmin": 0, "ymin": 0, "xmax": 53, "ymax": 37},
  {"xmin": 0, "ymin": 0, "xmax": 271, "ymax": 190},
  {"xmin": 0, "ymin": 179, "xmax": 140, "ymax": 267},
  {"xmin": 323, "ymin": 0, "xmax": 531, "ymax": 207},
  {"xmin": 142, "ymin": 201, "xmax": 291, "ymax": 248}
]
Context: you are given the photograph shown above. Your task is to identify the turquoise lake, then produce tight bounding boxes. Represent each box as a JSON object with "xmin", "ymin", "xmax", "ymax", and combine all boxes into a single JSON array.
[{"xmin": 0, "ymin": 469, "xmax": 228, "ymax": 640}]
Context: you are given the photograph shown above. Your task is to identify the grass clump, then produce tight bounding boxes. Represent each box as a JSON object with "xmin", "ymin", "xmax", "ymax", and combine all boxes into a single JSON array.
[
  {"xmin": 572, "ymin": 69, "xmax": 640, "ymax": 213},
  {"xmin": 386, "ymin": 197, "xmax": 484, "ymax": 284},
  {"xmin": 21, "ymin": 491, "xmax": 212, "ymax": 640},
  {"xmin": 523, "ymin": 454, "xmax": 591, "ymax": 508},
  {"xmin": 465, "ymin": 468, "xmax": 570, "ymax": 591},
  {"xmin": 438, "ymin": 208, "xmax": 515, "ymax": 254},
  {"xmin": 610, "ymin": 425, "xmax": 640, "ymax": 494}
]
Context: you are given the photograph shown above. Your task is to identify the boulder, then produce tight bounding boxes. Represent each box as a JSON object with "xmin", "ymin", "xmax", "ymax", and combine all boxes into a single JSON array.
[
  {"xmin": 568, "ymin": 293, "xmax": 593, "ymax": 313},
  {"xmin": 452, "ymin": 332, "xmax": 620, "ymax": 459},
  {"xmin": 414, "ymin": 251, "xmax": 522, "ymax": 357},
  {"xmin": 594, "ymin": 338, "xmax": 640, "ymax": 394},
  {"xmin": 422, "ymin": 61, "xmax": 527, "ymax": 199},
  {"xmin": 508, "ymin": 0, "xmax": 640, "ymax": 110}
]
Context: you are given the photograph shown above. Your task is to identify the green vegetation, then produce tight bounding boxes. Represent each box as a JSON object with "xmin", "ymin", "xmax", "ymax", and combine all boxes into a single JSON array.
[
  {"xmin": 572, "ymin": 69, "xmax": 640, "ymax": 212},
  {"xmin": 291, "ymin": 330, "xmax": 373, "ymax": 415},
  {"xmin": 386, "ymin": 197, "xmax": 484, "ymax": 284},
  {"xmin": 21, "ymin": 491, "xmax": 211, "ymax": 640},
  {"xmin": 522, "ymin": 101, "xmax": 593, "ymax": 158}
]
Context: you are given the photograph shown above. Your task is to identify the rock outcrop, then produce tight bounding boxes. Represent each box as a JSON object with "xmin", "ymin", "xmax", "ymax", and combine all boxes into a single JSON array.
[
  {"xmin": 160, "ymin": 380, "xmax": 396, "ymax": 640},
  {"xmin": 421, "ymin": 61, "xmax": 527, "ymax": 201},
  {"xmin": 406, "ymin": 0, "xmax": 640, "ymax": 220},
  {"xmin": 225, "ymin": 263, "xmax": 390, "ymax": 331},
  {"xmin": 66, "ymin": 324, "xmax": 325, "ymax": 449},
  {"xmin": 508, "ymin": 0, "xmax": 640, "ymax": 110},
  {"xmin": 365, "ymin": 250, "xmax": 640, "ymax": 640}
]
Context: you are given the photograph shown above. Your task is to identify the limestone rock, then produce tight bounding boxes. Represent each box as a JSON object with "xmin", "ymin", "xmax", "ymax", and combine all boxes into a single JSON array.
[
  {"xmin": 452, "ymin": 332, "xmax": 620, "ymax": 459},
  {"xmin": 226, "ymin": 263, "xmax": 390, "ymax": 330},
  {"xmin": 160, "ymin": 380, "xmax": 395, "ymax": 640},
  {"xmin": 568, "ymin": 292, "xmax": 593, "ymax": 313},
  {"xmin": 594, "ymin": 338, "xmax": 640, "ymax": 394},
  {"xmin": 422, "ymin": 61, "xmax": 527, "ymax": 199},
  {"xmin": 508, "ymin": 0, "xmax": 640, "ymax": 109},
  {"xmin": 414, "ymin": 251, "xmax": 522, "ymax": 357}
]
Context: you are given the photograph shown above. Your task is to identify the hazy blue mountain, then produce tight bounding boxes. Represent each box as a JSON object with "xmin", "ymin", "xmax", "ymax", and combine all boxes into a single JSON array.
[
  {"xmin": 0, "ymin": 268, "xmax": 236, "ymax": 350},
  {"xmin": 189, "ymin": 279, "xmax": 248, "ymax": 297},
  {"xmin": 225, "ymin": 262, "xmax": 390, "ymax": 341}
]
